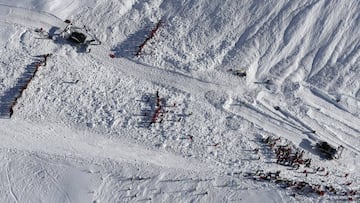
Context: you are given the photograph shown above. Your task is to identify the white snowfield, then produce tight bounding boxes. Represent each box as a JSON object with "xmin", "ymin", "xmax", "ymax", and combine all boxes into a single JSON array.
[{"xmin": 0, "ymin": 0, "xmax": 359, "ymax": 202}]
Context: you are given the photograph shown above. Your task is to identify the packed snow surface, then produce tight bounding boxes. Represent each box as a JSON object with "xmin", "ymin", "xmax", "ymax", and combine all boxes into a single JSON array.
[{"xmin": 0, "ymin": 0, "xmax": 359, "ymax": 202}]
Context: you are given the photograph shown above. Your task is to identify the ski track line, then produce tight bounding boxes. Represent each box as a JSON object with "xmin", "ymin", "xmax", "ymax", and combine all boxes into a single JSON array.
[
  {"xmin": 32, "ymin": 153, "xmax": 73, "ymax": 169},
  {"xmin": 307, "ymin": 106, "xmax": 360, "ymax": 138},
  {"xmin": 309, "ymin": 87, "xmax": 350, "ymax": 113},
  {"xmin": 91, "ymin": 47, "xmax": 242, "ymax": 100},
  {"xmin": 232, "ymin": 101, "xmax": 306, "ymax": 135},
  {"xmin": 0, "ymin": 3, "xmax": 63, "ymax": 21},
  {"xmin": 300, "ymin": 89, "xmax": 360, "ymax": 154},
  {"xmin": 310, "ymin": 116, "xmax": 360, "ymax": 153},
  {"xmin": 59, "ymin": 0, "xmax": 76, "ymax": 13},
  {"xmin": 6, "ymin": 162, "xmax": 19, "ymax": 203},
  {"xmin": 302, "ymin": 114, "xmax": 360, "ymax": 154},
  {"xmin": 224, "ymin": 101, "xmax": 307, "ymax": 146},
  {"xmin": 277, "ymin": 108, "xmax": 314, "ymax": 132},
  {"xmin": 321, "ymin": 123, "xmax": 360, "ymax": 149},
  {"xmin": 43, "ymin": 169, "xmax": 73, "ymax": 203},
  {"xmin": 92, "ymin": 174, "xmax": 110, "ymax": 203},
  {"xmin": 254, "ymin": 100, "xmax": 308, "ymax": 132},
  {"xmin": 300, "ymin": 86, "xmax": 360, "ymax": 134},
  {"xmin": 0, "ymin": 4, "xmax": 65, "ymax": 29},
  {"xmin": 0, "ymin": 120, "xmax": 209, "ymax": 172}
]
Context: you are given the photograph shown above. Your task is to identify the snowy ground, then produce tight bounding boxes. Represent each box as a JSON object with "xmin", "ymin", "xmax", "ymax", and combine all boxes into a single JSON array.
[{"xmin": 0, "ymin": 0, "xmax": 359, "ymax": 202}]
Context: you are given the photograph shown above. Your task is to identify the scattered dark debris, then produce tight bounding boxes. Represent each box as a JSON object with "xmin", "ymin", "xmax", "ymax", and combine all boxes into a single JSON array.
[{"xmin": 227, "ymin": 69, "xmax": 247, "ymax": 77}]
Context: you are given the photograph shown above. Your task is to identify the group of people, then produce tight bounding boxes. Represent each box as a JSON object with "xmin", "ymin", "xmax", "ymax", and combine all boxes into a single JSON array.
[
  {"xmin": 275, "ymin": 145, "xmax": 311, "ymax": 169},
  {"xmin": 244, "ymin": 169, "xmax": 281, "ymax": 181},
  {"xmin": 280, "ymin": 180, "xmax": 325, "ymax": 196},
  {"xmin": 226, "ymin": 68, "xmax": 247, "ymax": 77},
  {"xmin": 244, "ymin": 170, "xmax": 327, "ymax": 196},
  {"xmin": 245, "ymin": 169, "xmax": 357, "ymax": 200},
  {"xmin": 256, "ymin": 136, "xmax": 358, "ymax": 200},
  {"xmin": 263, "ymin": 136, "xmax": 311, "ymax": 169}
]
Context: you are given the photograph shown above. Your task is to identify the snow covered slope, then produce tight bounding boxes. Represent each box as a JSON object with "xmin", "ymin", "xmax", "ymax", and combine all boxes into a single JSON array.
[{"xmin": 0, "ymin": 0, "xmax": 359, "ymax": 202}]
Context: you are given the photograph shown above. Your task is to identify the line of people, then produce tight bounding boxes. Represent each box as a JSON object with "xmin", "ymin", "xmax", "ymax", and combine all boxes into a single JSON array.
[
  {"xmin": 244, "ymin": 169, "xmax": 358, "ymax": 200},
  {"xmin": 258, "ymin": 135, "xmax": 358, "ymax": 200},
  {"xmin": 9, "ymin": 54, "xmax": 50, "ymax": 118},
  {"xmin": 135, "ymin": 20, "xmax": 162, "ymax": 56}
]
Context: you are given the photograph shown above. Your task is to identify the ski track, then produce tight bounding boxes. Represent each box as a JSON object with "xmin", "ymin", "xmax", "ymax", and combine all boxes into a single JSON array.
[
  {"xmin": 300, "ymin": 85, "xmax": 360, "ymax": 135},
  {"xmin": 223, "ymin": 99, "xmax": 307, "ymax": 146},
  {"xmin": 6, "ymin": 162, "xmax": 19, "ymax": 203},
  {"xmin": 43, "ymin": 169, "xmax": 73, "ymax": 203},
  {"xmin": 307, "ymin": 106, "xmax": 360, "ymax": 138},
  {"xmin": 241, "ymin": 103, "xmax": 305, "ymax": 134},
  {"xmin": 302, "ymin": 113, "xmax": 360, "ymax": 154},
  {"xmin": 0, "ymin": 4, "xmax": 65, "ymax": 29},
  {"xmin": 255, "ymin": 100, "xmax": 308, "ymax": 132},
  {"xmin": 0, "ymin": 120, "xmax": 210, "ymax": 172}
]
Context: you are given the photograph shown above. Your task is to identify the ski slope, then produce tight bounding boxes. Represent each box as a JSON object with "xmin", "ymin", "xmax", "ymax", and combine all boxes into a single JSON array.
[{"xmin": 0, "ymin": 0, "xmax": 359, "ymax": 202}]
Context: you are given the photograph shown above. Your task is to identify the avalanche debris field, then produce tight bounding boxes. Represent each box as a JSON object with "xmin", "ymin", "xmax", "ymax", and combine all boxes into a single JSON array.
[{"xmin": 0, "ymin": 0, "xmax": 359, "ymax": 202}]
